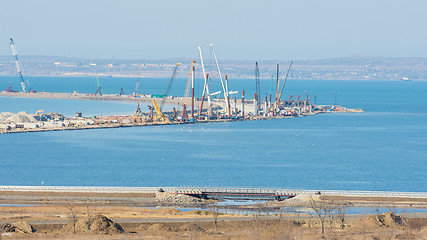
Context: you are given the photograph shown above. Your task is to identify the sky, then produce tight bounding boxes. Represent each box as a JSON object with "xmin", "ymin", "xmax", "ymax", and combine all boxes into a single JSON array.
[{"xmin": 0, "ymin": 0, "xmax": 426, "ymax": 60}]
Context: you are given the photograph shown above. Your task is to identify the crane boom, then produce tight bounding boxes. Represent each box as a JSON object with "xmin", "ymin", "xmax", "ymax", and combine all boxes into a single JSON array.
[
  {"xmin": 9, "ymin": 38, "xmax": 27, "ymax": 93},
  {"xmin": 210, "ymin": 44, "xmax": 230, "ymax": 116},
  {"xmin": 277, "ymin": 61, "xmax": 293, "ymax": 104},
  {"xmin": 198, "ymin": 47, "xmax": 212, "ymax": 116},
  {"xmin": 152, "ymin": 99, "xmax": 170, "ymax": 123},
  {"xmin": 160, "ymin": 63, "xmax": 181, "ymax": 111}
]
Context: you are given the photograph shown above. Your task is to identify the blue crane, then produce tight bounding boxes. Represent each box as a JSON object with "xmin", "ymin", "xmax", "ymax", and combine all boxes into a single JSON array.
[{"xmin": 9, "ymin": 38, "xmax": 28, "ymax": 93}]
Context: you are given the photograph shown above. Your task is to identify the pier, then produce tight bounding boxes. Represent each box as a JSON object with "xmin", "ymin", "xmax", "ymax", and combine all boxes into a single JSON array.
[{"xmin": 0, "ymin": 186, "xmax": 425, "ymax": 201}]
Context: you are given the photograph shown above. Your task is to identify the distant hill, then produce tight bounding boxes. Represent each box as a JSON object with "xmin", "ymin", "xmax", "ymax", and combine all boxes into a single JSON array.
[{"xmin": 0, "ymin": 55, "xmax": 425, "ymax": 81}]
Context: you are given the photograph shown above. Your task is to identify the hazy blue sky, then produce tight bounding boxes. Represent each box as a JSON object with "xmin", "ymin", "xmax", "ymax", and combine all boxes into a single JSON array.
[{"xmin": 0, "ymin": 0, "xmax": 425, "ymax": 60}]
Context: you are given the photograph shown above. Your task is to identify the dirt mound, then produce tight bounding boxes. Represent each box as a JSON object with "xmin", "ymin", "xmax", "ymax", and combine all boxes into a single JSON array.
[
  {"xmin": 179, "ymin": 223, "xmax": 207, "ymax": 233},
  {"xmin": 2, "ymin": 221, "xmax": 35, "ymax": 233},
  {"xmin": 355, "ymin": 212, "xmax": 406, "ymax": 230},
  {"xmin": 147, "ymin": 223, "xmax": 173, "ymax": 232},
  {"xmin": 155, "ymin": 192, "xmax": 202, "ymax": 203},
  {"xmin": 64, "ymin": 215, "xmax": 124, "ymax": 234}
]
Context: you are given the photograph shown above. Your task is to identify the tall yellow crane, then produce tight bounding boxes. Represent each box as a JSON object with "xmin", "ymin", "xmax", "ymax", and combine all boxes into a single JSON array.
[
  {"xmin": 271, "ymin": 61, "xmax": 293, "ymax": 111},
  {"xmin": 152, "ymin": 100, "xmax": 170, "ymax": 123}
]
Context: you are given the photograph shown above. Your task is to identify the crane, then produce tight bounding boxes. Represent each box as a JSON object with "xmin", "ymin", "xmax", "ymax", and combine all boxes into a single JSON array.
[
  {"xmin": 198, "ymin": 47, "xmax": 212, "ymax": 116},
  {"xmin": 152, "ymin": 99, "xmax": 170, "ymax": 123},
  {"xmin": 270, "ymin": 61, "xmax": 293, "ymax": 112},
  {"xmin": 255, "ymin": 62, "xmax": 260, "ymax": 110},
  {"xmin": 211, "ymin": 44, "xmax": 231, "ymax": 116},
  {"xmin": 134, "ymin": 80, "xmax": 139, "ymax": 96},
  {"xmin": 160, "ymin": 63, "xmax": 181, "ymax": 111},
  {"xmin": 95, "ymin": 75, "xmax": 102, "ymax": 95},
  {"xmin": 276, "ymin": 61, "xmax": 293, "ymax": 106},
  {"xmin": 9, "ymin": 38, "xmax": 27, "ymax": 93}
]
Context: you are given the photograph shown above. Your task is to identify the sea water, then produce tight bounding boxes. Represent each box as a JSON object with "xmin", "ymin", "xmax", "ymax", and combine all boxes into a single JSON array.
[{"xmin": 0, "ymin": 77, "xmax": 426, "ymax": 192}]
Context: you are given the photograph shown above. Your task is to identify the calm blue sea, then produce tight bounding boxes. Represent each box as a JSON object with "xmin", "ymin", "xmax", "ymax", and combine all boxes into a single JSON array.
[{"xmin": 0, "ymin": 76, "xmax": 426, "ymax": 192}]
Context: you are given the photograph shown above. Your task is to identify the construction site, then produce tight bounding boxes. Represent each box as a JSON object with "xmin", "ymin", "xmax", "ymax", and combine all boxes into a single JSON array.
[{"xmin": 1, "ymin": 40, "xmax": 363, "ymax": 134}]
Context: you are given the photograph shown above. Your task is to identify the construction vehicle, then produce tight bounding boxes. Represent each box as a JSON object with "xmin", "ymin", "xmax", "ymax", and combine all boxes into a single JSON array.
[
  {"xmin": 35, "ymin": 109, "xmax": 44, "ymax": 121},
  {"xmin": 152, "ymin": 100, "xmax": 171, "ymax": 123},
  {"xmin": 10, "ymin": 38, "xmax": 35, "ymax": 93},
  {"xmin": 147, "ymin": 105, "xmax": 154, "ymax": 122},
  {"xmin": 134, "ymin": 103, "xmax": 142, "ymax": 116},
  {"xmin": 5, "ymin": 86, "xmax": 17, "ymax": 92}
]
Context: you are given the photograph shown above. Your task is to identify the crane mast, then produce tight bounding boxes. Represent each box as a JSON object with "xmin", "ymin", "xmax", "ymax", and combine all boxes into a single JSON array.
[
  {"xmin": 198, "ymin": 47, "xmax": 212, "ymax": 116},
  {"xmin": 277, "ymin": 61, "xmax": 293, "ymax": 104},
  {"xmin": 9, "ymin": 38, "xmax": 27, "ymax": 93},
  {"xmin": 160, "ymin": 63, "xmax": 181, "ymax": 111},
  {"xmin": 184, "ymin": 60, "xmax": 196, "ymax": 98},
  {"xmin": 255, "ymin": 62, "xmax": 260, "ymax": 110},
  {"xmin": 210, "ymin": 44, "xmax": 230, "ymax": 116}
]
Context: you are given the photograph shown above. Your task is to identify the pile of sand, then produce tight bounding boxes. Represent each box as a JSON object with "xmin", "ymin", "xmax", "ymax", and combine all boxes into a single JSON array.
[
  {"xmin": 64, "ymin": 215, "xmax": 124, "ymax": 234},
  {"xmin": 179, "ymin": 223, "xmax": 208, "ymax": 234},
  {"xmin": 155, "ymin": 192, "xmax": 202, "ymax": 203},
  {"xmin": 0, "ymin": 111, "xmax": 38, "ymax": 124},
  {"xmin": 1, "ymin": 221, "xmax": 35, "ymax": 233},
  {"xmin": 146, "ymin": 223, "xmax": 173, "ymax": 232},
  {"xmin": 354, "ymin": 212, "xmax": 406, "ymax": 230}
]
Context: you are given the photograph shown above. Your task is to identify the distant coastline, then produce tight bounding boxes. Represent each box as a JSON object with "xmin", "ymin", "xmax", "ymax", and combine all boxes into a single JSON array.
[{"xmin": 0, "ymin": 55, "xmax": 425, "ymax": 81}]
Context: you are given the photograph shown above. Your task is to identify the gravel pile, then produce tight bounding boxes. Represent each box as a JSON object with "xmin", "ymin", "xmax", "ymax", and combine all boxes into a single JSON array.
[
  {"xmin": 155, "ymin": 192, "xmax": 202, "ymax": 203},
  {"xmin": 1, "ymin": 221, "xmax": 35, "ymax": 234},
  {"xmin": 0, "ymin": 111, "xmax": 38, "ymax": 124},
  {"xmin": 64, "ymin": 215, "xmax": 124, "ymax": 234}
]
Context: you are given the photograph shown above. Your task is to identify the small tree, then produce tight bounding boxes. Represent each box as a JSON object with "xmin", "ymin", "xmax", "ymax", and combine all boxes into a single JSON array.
[
  {"xmin": 85, "ymin": 200, "xmax": 94, "ymax": 229},
  {"xmin": 66, "ymin": 204, "xmax": 78, "ymax": 234},
  {"xmin": 211, "ymin": 206, "xmax": 219, "ymax": 232},
  {"xmin": 309, "ymin": 198, "xmax": 329, "ymax": 234},
  {"xmin": 335, "ymin": 202, "xmax": 348, "ymax": 229}
]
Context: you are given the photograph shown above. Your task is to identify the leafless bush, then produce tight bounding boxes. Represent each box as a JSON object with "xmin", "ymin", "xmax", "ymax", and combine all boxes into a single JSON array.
[
  {"xmin": 309, "ymin": 197, "xmax": 330, "ymax": 234},
  {"xmin": 66, "ymin": 204, "xmax": 78, "ymax": 234}
]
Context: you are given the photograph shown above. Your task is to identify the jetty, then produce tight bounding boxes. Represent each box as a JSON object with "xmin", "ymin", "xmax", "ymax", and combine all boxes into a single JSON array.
[{"xmin": 0, "ymin": 90, "xmax": 362, "ymax": 134}]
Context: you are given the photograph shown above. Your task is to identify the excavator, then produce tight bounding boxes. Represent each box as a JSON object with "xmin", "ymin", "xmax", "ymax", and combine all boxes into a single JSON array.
[{"xmin": 35, "ymin": 109, "xmax": 44, "ymax": 121}]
